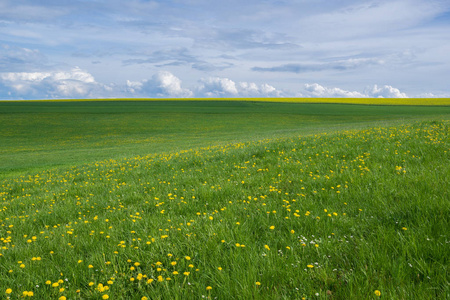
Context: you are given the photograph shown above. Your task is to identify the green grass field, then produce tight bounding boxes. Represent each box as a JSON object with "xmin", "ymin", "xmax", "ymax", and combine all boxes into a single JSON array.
[
  {"xmin": 0, "ymin": 100, "xmax": 449, "ymax": 299},
  {"xmin": 1, "ymin": 100, "xmax": 449, "ymax": 180}
]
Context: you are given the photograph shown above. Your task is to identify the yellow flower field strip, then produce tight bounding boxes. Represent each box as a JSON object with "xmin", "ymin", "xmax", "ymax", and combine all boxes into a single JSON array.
[{"xmin": 2, "ymin": 97, "xmax": 450, "ymax": 106}]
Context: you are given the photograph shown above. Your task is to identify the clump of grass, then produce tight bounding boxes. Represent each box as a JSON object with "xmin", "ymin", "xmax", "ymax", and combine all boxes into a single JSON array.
[{"xmin": 0, "ymin": 120, "xmax": 448, "ymax": 299}]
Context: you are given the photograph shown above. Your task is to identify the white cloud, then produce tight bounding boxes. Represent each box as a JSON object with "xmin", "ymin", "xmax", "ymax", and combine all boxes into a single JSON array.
[
  {"xmin": 197, "ymin": 77, "xmax": 238, "ymax": 97},
  {"xmin": 298, "ymin": 83, "xmax": 408, "ymax": 98},
  {"xmin": 197, "ymin": 77, "xmax": 283, "ymax": 97},
  {"xmin": 0, "ymin": 67, "xmax": 113, "ymax": 99},
  {"xmin": 366, "ymin": 84, "xmax": 408, "ymax": 98},
  {"xmin": 0, "ymin": 68, "xmax": 413, "ymax": 99},
  {"xmin": 300, "ymin": 83, "xmax": 365, "ymax": 98},
  {"xmin": 126, "ymin": 71, "xmax": 193, "ymax": 98}
]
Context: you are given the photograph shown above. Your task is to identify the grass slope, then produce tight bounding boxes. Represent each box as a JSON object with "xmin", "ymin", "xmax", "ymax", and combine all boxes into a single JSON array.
[
  {"xmin": 1, "ymin": 100, "xmax": 449, "ymax": 180},
  {"xmin": 0, "ymin": 120, "xmax": 448, "ymax": 299}
]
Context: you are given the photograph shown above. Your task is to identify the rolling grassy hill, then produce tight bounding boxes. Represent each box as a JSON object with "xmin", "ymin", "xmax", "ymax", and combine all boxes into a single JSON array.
[{"xmin": 0, "ymin": 99, "xmax": 449, "ymax": 299}]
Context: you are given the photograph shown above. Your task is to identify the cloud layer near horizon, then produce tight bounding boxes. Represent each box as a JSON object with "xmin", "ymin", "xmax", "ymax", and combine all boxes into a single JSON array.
[
  {"xmin": 0, "ymin": 68, "xmax": 428, "ymax": 100},
  {"xmin": 1, "ymin": 1, "xmax": 449, "ymax": 100}
]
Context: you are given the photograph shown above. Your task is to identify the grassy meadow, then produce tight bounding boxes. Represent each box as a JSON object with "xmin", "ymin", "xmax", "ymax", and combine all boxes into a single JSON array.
[{"xmin": 0, "ymin": 99, "xmax": 449, "ymax": 299}]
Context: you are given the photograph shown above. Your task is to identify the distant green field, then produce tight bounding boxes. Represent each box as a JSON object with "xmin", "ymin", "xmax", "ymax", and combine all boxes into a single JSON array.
[{"xmin": 1, "ymin": 100, "xmax": 449, "ymax": 179}]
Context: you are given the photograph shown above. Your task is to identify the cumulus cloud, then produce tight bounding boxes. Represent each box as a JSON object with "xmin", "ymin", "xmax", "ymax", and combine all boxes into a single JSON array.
[
  {"xmin": 196, "ymin": 77, "xmax": 283, "ymax": 97},
  {"xmin": 300, "ymin": 83, "xmax": 365, "ymax": 98},
  {"xmin": 0, "ymin": 67, "xmax": 114, "ymax": 99},
  {"xmin": 0, "ymin": 67, "xmax": 411, "ymax": 100},
  {"xmin": 297, "ymin": 83, "xmax": 408, "ymax": 98},
  {"xmin": 365, "ymin": 84, "xmax": 408, "ymax": 98},
  {"xmin": 126, "ymin": 71, "xmax": 193, "ymax": 98}
]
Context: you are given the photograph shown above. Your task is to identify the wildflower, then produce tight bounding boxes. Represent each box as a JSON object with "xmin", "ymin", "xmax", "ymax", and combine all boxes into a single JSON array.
[
  {"xmin": 307, "ymin": 264, "xmax": 314, "ymax": 268},
  {"xmin": 269, "ymin": 226, "xmax": 275, "ymax": 230},
  {"xmin": 206, "ymin": 286, "xmax": 212, "ymax": 291},
  {"xmin": 402, "ymin": 227, "xmax": 407, "ymax": 231},
  {"xmin": 5, "ymin": 288, "xmax": 12, "ymax": 294},
  {"xmin": 142, "ymin": 297, "xmax": 148, "ymax": 300},
  {"xmin": 45, "ymin": 281, "xmax": 51, "ymax": 285},
  {"xmin": 218, "ymin": 267, "xmax": 222, "ymax": 271},
  {"xmin": 256, "ymin": 282, "xmax": 261, "ymax": 286},
  {"xmin": 264, "ymin": 245, "xmax": 270, "ymax": 251},
  {"xmin": 147, "ymin": 279, "xmax": 154, "ymax": 284},
  {"xmin": 52, "ymin": 282, "xmax": 59, "ymax": 288},
  {"xmin": 183, "ymin": 272, "xmax": 190, "ymax": 276},
  {"xmin": 374, "ymin": 290, "xmax": 381, "ymax": 296},
  {"xmin": 102, "ymin": 295, "xmax": 109, "ymax": 299},
  {"xmin": 59, "ymin": 297, "xmax": 66, "ymax": 300},
  {"xmin": 185, "ymin": 256, "xmax": 191, "ymax": 260}
]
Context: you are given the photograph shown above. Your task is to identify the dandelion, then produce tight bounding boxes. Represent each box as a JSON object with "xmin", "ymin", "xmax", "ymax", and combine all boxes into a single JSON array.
[
  {"xmin": 264, "ymin": 245, "xmax": 270, "ymax": 251},
  {"xmin": 5, "ymin": 288, "xmax": 12, "ymax": 294},
  {"xmin": 402, "ymin": 227, "xmax": 407, "ymax": 231},
  {"xmin": 374, "ymin": 290, "xmax": 381, "ymax": 296},
  {"xmin": 185, "ymin": 256, "xmax": 191, "ymax": 260},
  {"xmin": 269, "ymin": 226, "xmax": 275, "ymax": 230},
  {"xmin": 59, "ymin": 296, "xmax": 66, "ymax": 300},
  {"xmin": 206, "ymin": 286, "xmax": 212, "ymax": 291},
  {"xmin": 142, "ymin": 297, "xmax": 148, "ymax": 300},
  {"xmin": 102, "ymin": 295, "xmax": 109, "ymax": 299},
  {"xmin": 307, "ymin": 264, "xmax": 314, "ymax": 268},
  {"xmin": 255, "ymin": 282, "xmax": 261, "ymax": 286}
]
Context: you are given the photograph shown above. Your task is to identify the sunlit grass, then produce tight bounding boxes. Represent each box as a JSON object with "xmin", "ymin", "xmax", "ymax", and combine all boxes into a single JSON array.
[{"xmin": 1, "ymin": 120, "xmax": 448, "ymax": 299}]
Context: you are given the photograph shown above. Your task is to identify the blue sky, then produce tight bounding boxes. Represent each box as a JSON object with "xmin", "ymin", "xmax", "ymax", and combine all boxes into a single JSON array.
[{"xmin": 1, "ymin": 0, "xmax": 449, "ymax": 99}]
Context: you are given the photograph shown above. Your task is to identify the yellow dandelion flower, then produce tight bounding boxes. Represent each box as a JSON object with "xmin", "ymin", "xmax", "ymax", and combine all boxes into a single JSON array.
[
  {"xmin": 218, "ymin": 267, "xmax": 222, "ymax": 271},
  {"xmin": 185, "ymin": 256, "xmax": 191, "ymax": 260},
  {"xmin": 59, "ymin": 296, "xmax": 66, "ymax": 300},
  {"xmin": 52, "ymin": 282, "xmax": 59, "ymax": 288},
  {"xmin": 206, "ymin": 286, "xmax": 212, "ymax": 291},
  {"xmin": 264, "ymin": 245, "xmax": 270, "ymax": 251},
  {"xmin": 269, "ymin": 226, "xmax": 275, "ymax": 230},
  {"xmin": 142, "ymin": 297, "xmax": 148, "ymax": 300},
  {"xmin": 5, "ymin": 288, "xmax": 12, "ymax": 294},
  {"xmin": 102, "ymin": 295, "xmax": 109, "ymax": 299},
  {"xmin": 402, "ymin": 227, "xmax": 407, "ymax": 231},
  {"xmin": 374, "ymin": 290, "xmax": 381, "ymax": 296},
  {"xmin": 307, "ymin": 264, "xmax": 314, "ymax": 268},
  {"xmin": 147, "ymin": 279, "xmax": 154, "ymax": 284},
  {"xmin": 183, "ymin": 272, "xmax": 190, "ymax": 276},
  {"xmin": 45, "ymin": 281, "xmax": 51, "ymax": 285},
  {"xmin": 255, "ymin": 282, "xmax": 261, "ymax": 286}
]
